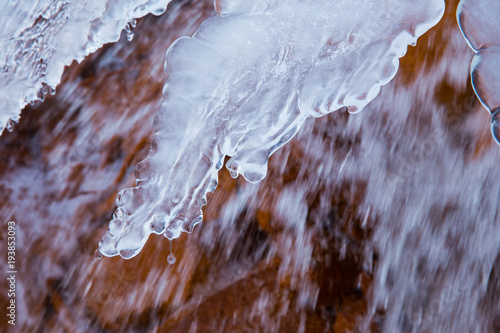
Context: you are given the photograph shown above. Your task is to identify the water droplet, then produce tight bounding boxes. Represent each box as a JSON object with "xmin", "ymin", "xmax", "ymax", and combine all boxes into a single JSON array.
[
  {"xmin": 95, "ymin": 249, "xmax": 102, "ymax": 260},
  {"xmin": 6, "ymin": 119, "xmax": 15, "ymax": 132},
  {"xmin": 167, "ymin": 239, "xmax": 176, "ymax": 265},
  {"xmin": 491, "ymin": 109, "xmax": 500, "ymax": 145},
  {"xmin": 167, "ymin": 253, "xmax": 176, "ymax": 265}
]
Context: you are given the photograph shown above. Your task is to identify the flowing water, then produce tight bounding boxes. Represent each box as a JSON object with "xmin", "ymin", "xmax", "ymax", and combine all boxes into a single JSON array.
[{"xmin": 1, "ymin": 0, "xmax": 499, "ymax": 332}]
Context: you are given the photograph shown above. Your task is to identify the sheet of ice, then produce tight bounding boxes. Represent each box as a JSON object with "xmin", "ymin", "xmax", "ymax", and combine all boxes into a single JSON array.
[
  {"xmin": 0, "ymin": 0, "xmax": 170, "ymax": 134},
  {"xmin": 457, "ymin": 0, "xmax": 500, "ymax": 143},
  {"xmin": 99, "ymin": 0, "xmax": 445, "ymax": 259}
]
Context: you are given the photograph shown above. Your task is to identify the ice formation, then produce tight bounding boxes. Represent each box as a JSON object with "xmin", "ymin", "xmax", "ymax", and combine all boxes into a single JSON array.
[
  {"xmin": 0, "ymin": 0, "xmax": 170, "ymax": 134},
  {"xmin": 98, "ymin": 0, "xmax": 445, "ymax": 259},
  {"xmin": 457, "ymin": 0, "xmax": 500, "ymax": 143}
]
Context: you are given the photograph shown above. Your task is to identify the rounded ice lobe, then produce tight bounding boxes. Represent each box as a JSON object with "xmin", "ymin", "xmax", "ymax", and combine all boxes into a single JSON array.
[
  {"xmin": 108, "ymin": 218, "xmax": 125, "ymax": 237},
  {"xmin": 492, "ymin": 109, "xmax": 500, "ymax": 145},
  {"xmin": 457, "ymin": 0, "xmax": 500, "ymax": 51},
  {"xmin": 226, "ymin": 152, "xmax": 269, "ymax": 183},
  {"xmin": 164, "ymin": 219, "xmax": 182, "ymax": 240},
  {"xmin": 135, "ymin": 159, "xmax": 155, "ymax": 185},
  {"xmin": 98, "ymin": 0, "xmax": 445, "ymax": 259},
  {"xmin": 458, "ymin": 0, "xmax": 500, "ymax": 144},
  {"xmin": 470, "ymin": 48, "xmax": 500, "ymax": 113},
  {"xmin": 116, "ymin": 187, "xmax": 150, "ymax": 214},
  {"xmin": 115, "ymin": 222, "xmax": 150, "ymax": 259},
  {"xmin": 99, "ymin": 232, "xmax": 119, "ymax": 257},
  {"xmin": 150, "ymin": 215, "xmax": 167, "ymax": 235}
]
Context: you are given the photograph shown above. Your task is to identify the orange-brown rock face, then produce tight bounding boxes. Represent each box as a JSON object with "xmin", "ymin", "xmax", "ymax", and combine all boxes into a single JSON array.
[{"xmin": 1, "ymin": 0, "xmax": 499, "ymax": 332}]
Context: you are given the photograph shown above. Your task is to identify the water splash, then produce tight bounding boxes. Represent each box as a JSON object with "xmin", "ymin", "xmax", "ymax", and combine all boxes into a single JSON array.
[
  {"xmin": 0, "ymin": 0, "xmax": 170, "ymax": 135},
  {"xmin": 98, "ymin": 0, "xmax": 445, "ymax": 259}
]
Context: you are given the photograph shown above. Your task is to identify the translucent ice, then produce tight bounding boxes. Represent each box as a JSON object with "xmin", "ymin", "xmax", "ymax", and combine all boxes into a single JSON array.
[
  {"xmin": 457, "ymin": 0, "xmax": 500, "ymax": 51},
  {"xmin": 492, "ymin": 109, "xmax": 500, "ymax": 144},
  {"xmin": 99, "ymin": 0, "xmax": 445, "ymax": 259},
  {"xmin": 457, "ymin": 0, "xmax": 500, "ymax": 142},
  {"xmin": 0, "ymin": 0, "xmax": 170, "ymax": 134},
  {"xmin": 470, "ymin": 48, "xmax": 500, "ymax": 113}
]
